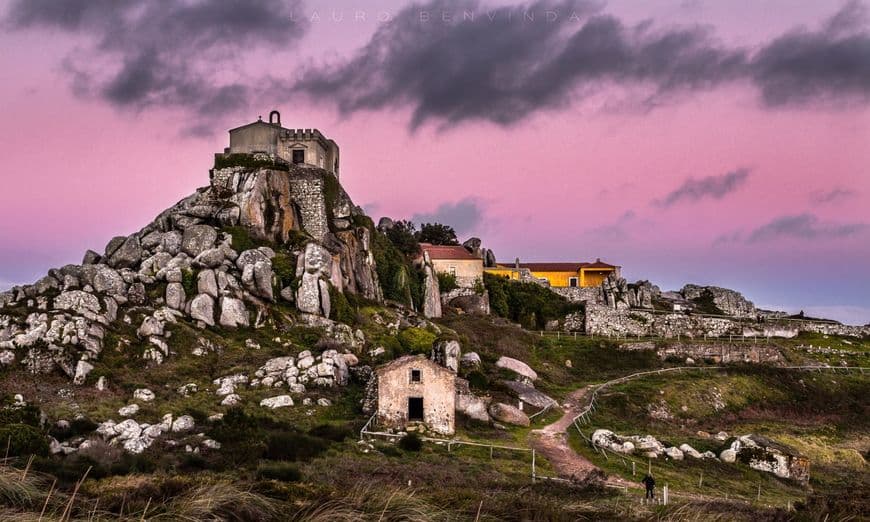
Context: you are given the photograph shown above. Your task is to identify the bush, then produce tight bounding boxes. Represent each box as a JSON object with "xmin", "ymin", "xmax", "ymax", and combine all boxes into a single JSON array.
[
  {"xmin": 256, "ymin": 461, "xmax": 301, "ymax": 482},
  {"xmin": 308, "ymin": 423, "xmax": 352, "ymax": 442},
  {"xmin": 222, "ymin": 226, "xmax": 270, "ymax": 253},
  {"xmin": 271, "ymin": 252, "xmax": 297, "ymax": 288},
  {"xmin": 437, "ymin": 272, "xmax": 458, "ymax": 293},
  {"xmin": 398, "ymin": 328, "xmax": 438, "ymax": 354},
  {"xmin": 214, "ymin": 153, "xmax": 289, "ymax": 171},
  {"xmin": 49, "ymin": 417, "xmax": 98, "ymax": 439},
  {"xmin": 329, "ymin": 285, "xmax": 356, "ymax": 325},
  {"xmin": 181, "ymin": 268, "xmax": 198, "ymax": 296},
  {"xmin": 264, "ymin": 432, "xmax": 328, "ymax": 462},
  {"xmin": 466, "ymin": 370, "xmax": 488, "ymax": 390},
  {"xmin": 0, "ymin": 400, "xmax": 41, "ymax": 427},
  {"xmin": 398, "ymin": 433, "xmax": 423, "ymax": 452},
  {"xmin": 483, "ymin": 273, "xmax": 581, "ymax": 330},
  {"xmin": 0, "ymin": 424, "xmax": 48, "ymax": 457}
]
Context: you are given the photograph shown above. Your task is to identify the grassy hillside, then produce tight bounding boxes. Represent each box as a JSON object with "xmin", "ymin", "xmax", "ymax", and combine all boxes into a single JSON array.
[{"xmin": 0, "ymin": 308, "xmax": 867, "ymax": 520}]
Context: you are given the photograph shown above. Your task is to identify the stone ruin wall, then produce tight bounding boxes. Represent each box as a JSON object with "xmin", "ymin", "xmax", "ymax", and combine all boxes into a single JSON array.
[
  {"xmin": 585, "ymin": 304, "xmax": 870, "ymax": 339},
  {"xmin": 619, "ymin": 340, "xmax": 784, "ymax": 364},
  {"xmin": 288, "ymin": 177, "xmax": 329, "ymax": 242}
]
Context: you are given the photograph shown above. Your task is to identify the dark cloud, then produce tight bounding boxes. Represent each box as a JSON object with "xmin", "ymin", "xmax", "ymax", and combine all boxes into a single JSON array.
[
  {"xmin": 293, "ymin": 0, "xmax": 748, "ymax": 128},
  {"xmin": 750, "ymin": 1, "xmax": 870, "ymax": 107},
  {"xmin": 810, "ymin": 187, "xmax": 858, "ymax": 203},
  {"xmin": 5, "ymin": 0, "xmax": 308, "ymax": 129},
  {"xmin": 411, "ymin": 198, "xmax": 484, "ymax": 235},
  {"xmin": 653, "ymin": 168, "xmax": 749, "ymax": 207},
  {"xmin": 294, "ymin": 0, "xmax": 870, "ymax": 128},
  {"xmin": 7, "ymin": 0, "xmax": 870, "ymax": 131},
  {"xmin": 746, "ymin": 213, "xmax": 867, "ymax": 242}
]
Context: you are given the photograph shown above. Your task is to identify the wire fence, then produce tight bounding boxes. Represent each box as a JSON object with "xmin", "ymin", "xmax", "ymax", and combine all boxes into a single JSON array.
[
  {"xmin": 569, "ymin": 364, "xmax": 869, "ymax": 506},
  {"xmin": 360, "ymin": 424, "xmax": 549, "ymax": 481},
  {"xmin": 536, "ymin": 330, "xmax": 792, "ymax": 344}
]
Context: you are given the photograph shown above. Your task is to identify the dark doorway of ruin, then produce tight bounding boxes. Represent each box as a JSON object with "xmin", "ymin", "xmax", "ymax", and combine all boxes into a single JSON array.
[{"xmin": 408, "ymin": 397, "xmax": 424, "ymax": 421}]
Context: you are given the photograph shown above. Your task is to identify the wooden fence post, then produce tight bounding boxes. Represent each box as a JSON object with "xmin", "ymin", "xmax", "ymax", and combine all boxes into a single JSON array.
[{"xmin": 531, "ymin": 449, "xmax": 536, "ymax": 480}]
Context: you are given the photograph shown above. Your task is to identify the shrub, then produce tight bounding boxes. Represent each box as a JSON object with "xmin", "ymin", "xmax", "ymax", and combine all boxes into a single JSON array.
[
  {"xmin": 483, "ymin": 273, "xmax": 581, "ymax": 330},
  {"xmin": 49, "ymin": 417, "xmax": 98, "ymax": 440},
  {"xmin": 223, "ymin": 226, "xmax": 270, "ymax": 253},
  {"xmin": 437, "ymin": 272, "xmax": 458, "ymax": 293},
  {"xmin": 256, "ymin": 461, "xmax": 301, "ymax": 482},
  {"xmin": 214, "ymin": 153, "xmax": 289, "ymax": 172},
  {"xmin": 264, "ymin": 432, "xmax": 329, "ymax": 462},
  {"xmin": 398, "ymin": 433, "xmax": 422, "ymax": 452},
  {"xmin": 398, "ymin": 328, "xmax": 438, "ymax": 354},
  {"xmin": 181, "ymin": 268, "xmax": 198, "ymax": 297},
  {"xmin": 466, "ymin": 370, "xmax": 488, "ymax": 390},
  {"xmin": 0, "ymin": 424, "xmax": 48, "ymax": 457},
  {"xmin": 0, "ymin": 400, "xmax": 41, "ymax": 427},
  {"xmin": 308, "ymin": 423, "xmax": 352, "ymax": 442},
  {"xmin": 271, "ymin": 252, "xmax": 297, "ymax": 288},
  {"xmin": 329, "ymin": 285, "xmax": 356, "ymax": 325}
]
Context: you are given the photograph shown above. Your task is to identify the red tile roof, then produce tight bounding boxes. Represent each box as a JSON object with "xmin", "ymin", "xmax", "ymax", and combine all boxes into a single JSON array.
[
  {"xmin": 516, "ymin": 263, "xmax": 585, "ymax": 272},
  {"xmin": 419, "ymin": 243, "xmax": 480, "ymax": 261},
  {"xmin": 499, "ymin": 259, "xmax": 618, "ymax": 272}
]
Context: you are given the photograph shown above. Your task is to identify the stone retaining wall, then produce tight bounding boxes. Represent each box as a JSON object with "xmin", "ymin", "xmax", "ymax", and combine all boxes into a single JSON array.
[
  {"xmin": 586, "ymin": 304, "xmax": 870, "ymax": 338},
  {"xmin": 619, "ymin": 341, "xmax": 784, "ymax": 364}
]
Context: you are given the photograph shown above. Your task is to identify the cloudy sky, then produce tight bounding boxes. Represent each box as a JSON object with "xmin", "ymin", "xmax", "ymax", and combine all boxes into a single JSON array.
[{"xmin": 0, "ymin": 0, "xmax": 868, "ymax": 323}]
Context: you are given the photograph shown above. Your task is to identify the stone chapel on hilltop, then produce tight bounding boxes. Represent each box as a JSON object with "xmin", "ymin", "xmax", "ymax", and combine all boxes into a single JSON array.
[{"xmin": 222, "ymin": 110, "xmax": 340, "ymax": 177}]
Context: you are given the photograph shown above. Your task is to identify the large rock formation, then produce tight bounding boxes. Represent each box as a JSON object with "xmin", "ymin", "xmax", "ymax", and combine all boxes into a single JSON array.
[
  {"xmin": 0, "ymin": 160, "xmax": 386, "ymax": 381},
  {"xmin": 680, "ymin": 284, "xmax": 756, "ymax": 317}
]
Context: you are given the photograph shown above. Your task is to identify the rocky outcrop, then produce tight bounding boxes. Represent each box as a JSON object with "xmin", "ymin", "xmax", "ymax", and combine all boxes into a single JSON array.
[
  {"xmin": 489, "ymin": 402, "xmax": 529, "ymax": 427},
  {"xmin": 420, "ymin": 251, "xmax": 442, "ymax": 318},
  {"xmin": 441, "ymin": 287, "xmax": 490, "ymax": 315},
  {"xmin": 455, "ymin": 377, "xmax": 490, "ymax": 422},
  {"xmin": 296, "ymin": 243, "xmax": 332, "ymax": 317},
  {"xmin": 681, "ymin": 284, "xmax": 756, "ymax": 317},
  {"xmin": 721, "ymin": 435, "xmax": 809, "ymax": 482},
  {"xmin": 501, "ymin": 380, "xmax": 557, "ymax": 409},
  {"xmin": 431, "ymin": 339, "xmax": 461, "ymax": 373},
  {"xmin": 495, "ymin": 356, "xmax": 538, "ymax": 383},
  {"xmin": 0, "ymin": 158, "xmax": 404, "ymax": 381}
]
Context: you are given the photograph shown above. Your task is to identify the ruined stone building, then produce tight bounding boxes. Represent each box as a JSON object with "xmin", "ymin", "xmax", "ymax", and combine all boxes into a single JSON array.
[
  {"xmin": 221, "ymin": 110, "xmax": 340, "ymax": 177},
  {"xmin": 375, "ymin": 355, "xmax": 456, "ymax": 435}
]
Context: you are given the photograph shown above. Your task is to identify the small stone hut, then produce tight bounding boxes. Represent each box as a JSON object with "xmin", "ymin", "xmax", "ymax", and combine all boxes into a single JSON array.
[{"xmin": 375, "ymin": 355, "xmax": 456, "ymax": 435}]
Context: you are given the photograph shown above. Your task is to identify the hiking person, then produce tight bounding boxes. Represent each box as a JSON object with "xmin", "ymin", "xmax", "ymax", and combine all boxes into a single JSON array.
[{"xmin": 642, "ymin": 474, "xmax": 655, "ymax": 499}]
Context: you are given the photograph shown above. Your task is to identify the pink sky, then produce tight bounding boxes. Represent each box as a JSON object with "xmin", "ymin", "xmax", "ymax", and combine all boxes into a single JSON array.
[{"xmin": 0, "ymin": 0, "xmax": 868, "ymax": 323}]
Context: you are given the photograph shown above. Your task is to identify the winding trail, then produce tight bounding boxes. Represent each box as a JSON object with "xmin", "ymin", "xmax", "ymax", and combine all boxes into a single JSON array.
[{"xmin": 528, "ymin": 386, "xmax": 601, "ymax": 481}]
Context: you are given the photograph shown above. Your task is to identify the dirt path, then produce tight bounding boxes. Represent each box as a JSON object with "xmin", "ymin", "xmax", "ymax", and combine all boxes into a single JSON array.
[{"xmin": 528, "ymin": 386, "xmax": 602, "ymax": 481}]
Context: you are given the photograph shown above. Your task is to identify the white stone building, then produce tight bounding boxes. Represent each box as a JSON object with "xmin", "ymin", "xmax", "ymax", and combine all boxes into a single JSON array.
[
  {"xmin": 376, "ymin": 355, "xmax": 456, "ymax": 435},
  {"xmin": 223, "ymin": 110, "xmax": 340, "ymax": 177}
]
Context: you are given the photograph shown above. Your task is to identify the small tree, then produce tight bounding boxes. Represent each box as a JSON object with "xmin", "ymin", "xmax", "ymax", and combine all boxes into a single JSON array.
[
  {"xmin": 437, "ymin": 272, "xmax": 458, "ymax": 292},
  {"xmin": 417, "ymin": 223, "xmax": 459, "ymax": 245},
  {"xmin": 386, "ymin": 220, "xmax": 420, "ymax": 256}
]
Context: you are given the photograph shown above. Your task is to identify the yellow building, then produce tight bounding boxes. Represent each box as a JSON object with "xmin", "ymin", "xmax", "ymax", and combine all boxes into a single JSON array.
[{"xmin": 484, "ymin": 259, "xmax": 619, "ymax": 288}]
